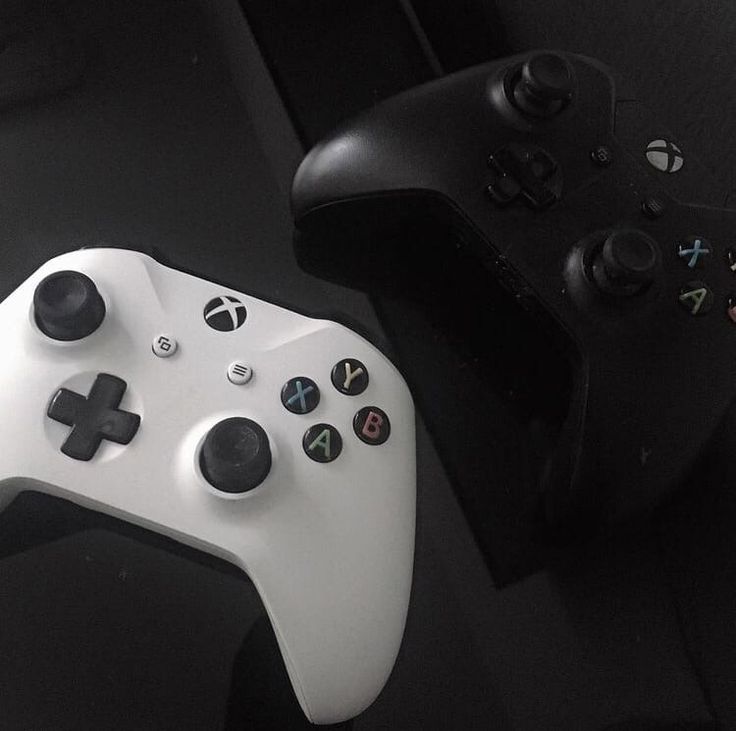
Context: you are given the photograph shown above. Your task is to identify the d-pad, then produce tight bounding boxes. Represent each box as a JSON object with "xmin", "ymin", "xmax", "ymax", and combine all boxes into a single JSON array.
[
  {"xmin": 47, "ymin": 373, "xmax": 141, "ymax": 460},
  {"xmin": 487, "ymin": 142, "xmax": 562, "ymax": 209}
]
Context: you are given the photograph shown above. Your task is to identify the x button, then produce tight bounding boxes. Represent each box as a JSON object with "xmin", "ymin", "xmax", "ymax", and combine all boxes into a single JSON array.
[
  {"xmin": 47, "ymin": 373, "xmax": 141, "ymax": 460},
  {"xmin": 281, "ymin": 376, "xmax": 320, "ymax": 414}
]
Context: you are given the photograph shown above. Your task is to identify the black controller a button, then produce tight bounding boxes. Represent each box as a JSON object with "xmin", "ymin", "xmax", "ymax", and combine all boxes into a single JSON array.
[
  {"xmin": 591, "ymin": 229, "xmax": 658, "ymax": 296},
  {"xmin": 47, "ymin": 374, "xmax": 140, "ymax": 460},
  {"xmin": 331, "ymin": 359, "xmax": 368, "ymax": 396},
  {"xmin": 303, "ymin": 424, "xmax": 343, "ymax": 463},
  {"xmin": 487, "ymin": 143, "xmax": 562, "ymax": 209},
  {"xmin": 677, "ymin": 236, "xmax": 711, "ymax": 269},
  {"xmin": 511, "ymin": 52, "xmax": 575, "ymax": 118},
  {"xmin": 34, "ymin": 271, "xmax": 106, "ymax": 341},
  {"xmin": 353, "ymin": 406, "xmax": 391, "ymax": 446},
  {"xmin": 281, "ymin": 377, "xmax": 320, "ymax": 414},
  {"xmin": 200, "ymin": 417, "xmax": 272, "ymax": 493},
  {"xmin": 679, "ymin": 281, "xmax": 713, "ymax": 316}
]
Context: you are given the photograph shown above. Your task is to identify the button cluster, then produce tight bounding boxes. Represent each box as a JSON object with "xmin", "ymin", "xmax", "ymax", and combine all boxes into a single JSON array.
[
  {"xmin": 674, "ymin": 236, "xmax": 736, "ymax": 320},
  {"xmin": 280, "ymin": 358, "xmax": 391, "ymax": 463}
]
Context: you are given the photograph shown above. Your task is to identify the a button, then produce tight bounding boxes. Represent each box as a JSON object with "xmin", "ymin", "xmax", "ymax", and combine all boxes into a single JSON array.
[
  {"xmin": 200, "ymin": 417, "xmax": 271, "ymax": 493},
  {"xmin": 727, "ymin": 249, "xmax": 736, "ymax": 273},
  {"xmin": 331, "ymin": 358, "xmax": 369, "ymax": 395},
  {"xmin": 303, "ymin": 424, "xmax": 343, "ymax": 463},
  {"xmin": 353, "ymin": 406, "xmax": 391, "ymax": 445},
  {"xmin": 677, "ymin": 236, "xmax": 711, "ymax": 269},
  {"xmin": 227, "ymin": 361, "xmax": 253, "ymax": 385},
  {"xmin": 678, "ymin": 281, "xmax": 713, "ymax": 316},
  {"xmin": 487, "ymin": 143, "xmax": 562, "ymax": 210},
  {"xmin": 281, "ymin": 377, "xmax": 320, "ymax": 414},
  {"xmin": 34, "ymin": 270, "xmax": 106, "ymax": 341},
  {"xmin": 47, "ymin": 373, "xmax": 141, "ymax": 460},
  {"xmin": 204, "ymin": 295, "xmax": 247, "ymax": 332},
  {"xmin": 152, "ymin": 333, "xmax": 177, "ymax": 357}
]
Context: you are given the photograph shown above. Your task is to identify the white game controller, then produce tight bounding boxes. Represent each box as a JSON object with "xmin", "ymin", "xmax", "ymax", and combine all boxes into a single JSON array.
[{"xmin": 0, "ymin": 248, "xmax": 416, "ymax": 724}]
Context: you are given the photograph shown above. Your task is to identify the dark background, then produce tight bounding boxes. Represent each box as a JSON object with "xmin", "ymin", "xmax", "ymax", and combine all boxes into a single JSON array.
[{"xmin": 0, "ymin": 0, "xmax": 732, "ymax": 728}]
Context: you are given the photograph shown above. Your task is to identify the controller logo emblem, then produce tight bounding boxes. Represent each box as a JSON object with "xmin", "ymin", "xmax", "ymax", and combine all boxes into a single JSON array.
[
  {"xmin": 204, "ymin": 296, "xmax": 247, "ymax": 332},
  {"xmin": 645, "ymin": 139, "xmax": 684, "ymax": 173}
]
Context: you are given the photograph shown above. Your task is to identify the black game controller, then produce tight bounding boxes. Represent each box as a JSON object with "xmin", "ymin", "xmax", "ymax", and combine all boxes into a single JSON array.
[{"xmin": 291, "ymin": 49, "xmax": 736, "ymax": 542}]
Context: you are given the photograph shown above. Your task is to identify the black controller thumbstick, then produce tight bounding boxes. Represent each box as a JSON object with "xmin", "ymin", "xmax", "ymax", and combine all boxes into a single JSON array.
[
  {"xmin": 591, "ymin": 229, "xmax": 658, "ymax": 296},
  {"xmin": 512, "ymin": 52, "xmax": 575, "ymax": 117},
  {"xmin": 200, "ymin": 417, "xmax": 272, "ymax": 493},
  {"xmin": 34, "ymin": 270, "xmax": 106, "ymax": 341}
]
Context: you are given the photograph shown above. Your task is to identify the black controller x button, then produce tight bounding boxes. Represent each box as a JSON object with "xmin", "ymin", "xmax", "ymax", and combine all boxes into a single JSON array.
[
  {"xmin": 487, "ymin": 143, "xmax": 562, "ymax": 209},
  {"xmin": 47, "ymin": 373, "xmax": 141, "ymax": 461}
]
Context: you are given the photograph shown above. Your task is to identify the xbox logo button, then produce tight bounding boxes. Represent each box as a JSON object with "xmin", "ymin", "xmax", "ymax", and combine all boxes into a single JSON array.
[
  {"xmin": 204, "ymin": 296, "xmax": 247, "ymax": 332},
  {"xmin": 645, "ymin": 139, "xmax": 684, "ymax": 173}
]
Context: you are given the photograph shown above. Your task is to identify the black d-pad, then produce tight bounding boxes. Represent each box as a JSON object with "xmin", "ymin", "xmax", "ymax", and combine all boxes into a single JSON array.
[
  {"xmin": 487, "ymin": 142, "xmax": 562, "ymax": 209},
  {"xmin": 47, "ymin": 373, "xmax": 141, "ymax": 460}
]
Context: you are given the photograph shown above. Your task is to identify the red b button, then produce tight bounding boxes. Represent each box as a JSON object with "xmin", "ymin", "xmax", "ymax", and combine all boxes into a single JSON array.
[{"xmin": 353, "ymin": 406, "xmax": 390, "ymax": 445}]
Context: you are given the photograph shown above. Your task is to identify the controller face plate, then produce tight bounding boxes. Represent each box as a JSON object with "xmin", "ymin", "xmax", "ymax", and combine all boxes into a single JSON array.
[
  {"xmin": 1, "ymin": 248, "xmax": 416, "ymax": 724},
  {"xmin": 292, "ymin": 51, "xmax": 736, "ymax": 534}
]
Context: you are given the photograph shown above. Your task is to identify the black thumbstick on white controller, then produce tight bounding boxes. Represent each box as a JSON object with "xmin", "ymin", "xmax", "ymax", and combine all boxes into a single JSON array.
[
  {"xmin": 34, "ymin": 270, "xmax": 106, "ymax": 341},
  {"xmin": 512, "ymin": 52, "xmax": 575, "ymax": 117},
  {"xmin": 200, "ymin": 417, "xmax": 272, "ymax": 493},
  {"xmin": 591, "ymin": 229, "xmax": 658, "ymax": 296}
]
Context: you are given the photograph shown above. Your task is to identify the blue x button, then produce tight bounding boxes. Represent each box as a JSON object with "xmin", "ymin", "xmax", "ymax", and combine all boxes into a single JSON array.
[
  {"xmin": 677, "ymin": 236, "xmax": 712, "ymax": 268},
  {"xmin": 281, "ymin": 376, "xmax": 320, "ymax": 414}
]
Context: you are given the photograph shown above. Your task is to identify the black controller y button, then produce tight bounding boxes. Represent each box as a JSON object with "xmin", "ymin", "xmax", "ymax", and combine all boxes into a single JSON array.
[
  {"xmin": 281, "ymin": 377, "xmax": 320, "ymax": 414},
  {"xmin": 487, "ymin": 143, "xmax": 562, "ymax": 209},
  {"xmin": 510, "ymin": 52, "xmax": 575, "ymax": 118},
  {"xmin": 677, "ymin": 236, "xmax": 711, "ymax": 269},
  {"xmin": 34, "ymin": 271, "xmax": 106, "ymax": 341},
  {"xmin": 303, "ymin": 424, "xmax": 343, "ymax": 463},
  {"xmin": 678, "ymin": 281, "xmax": 713, "ymax": 316},
  {"xmin": 200, "ymin": 417, "xmax": 272, "ymax": 493},
  {"xmin": 47, "ymin": 374, "xmax": 140, "ymax": 461},
  {"xmin": 353, "ymin": 406, "xmax": 391, "ymax": 445},
  {"xmin": 331, "ymin": 358, "xmax": 368, "ymax": 395},
  {"xmin": 590, "ymin": 229, "xmax": 658, "ymax": 296}
]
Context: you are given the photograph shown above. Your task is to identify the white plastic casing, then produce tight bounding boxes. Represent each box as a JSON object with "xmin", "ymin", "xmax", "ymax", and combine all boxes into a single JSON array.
[{"xmin": 1, "ymin": 248, "xmax": 416, "ymax": 724}]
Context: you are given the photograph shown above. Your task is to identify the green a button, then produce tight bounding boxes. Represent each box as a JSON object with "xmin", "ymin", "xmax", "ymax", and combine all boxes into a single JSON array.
[{"xmin": 678, "ymin": 281, "xmax": 713, "ymax": 316}]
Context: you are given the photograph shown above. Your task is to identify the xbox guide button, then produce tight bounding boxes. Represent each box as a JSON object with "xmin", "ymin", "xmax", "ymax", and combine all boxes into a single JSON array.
[{"xmin": 204, "ymin": 295, "xmax": 247, "ymax": 331}]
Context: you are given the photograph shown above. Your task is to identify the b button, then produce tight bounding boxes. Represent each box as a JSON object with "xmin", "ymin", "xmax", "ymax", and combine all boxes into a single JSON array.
[
  {"xmin": 303, "ymin": 424, "xmax": 343, "ymax": 463},
  {"xmin": 353, "ymin": 406, "xmax": 390, "ymax": 445}
]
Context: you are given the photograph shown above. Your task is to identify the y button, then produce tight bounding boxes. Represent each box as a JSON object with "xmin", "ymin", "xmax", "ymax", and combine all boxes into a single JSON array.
[{"xmin": 331, "ymin": 358, "xmax": 369, "ymax": 396}]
